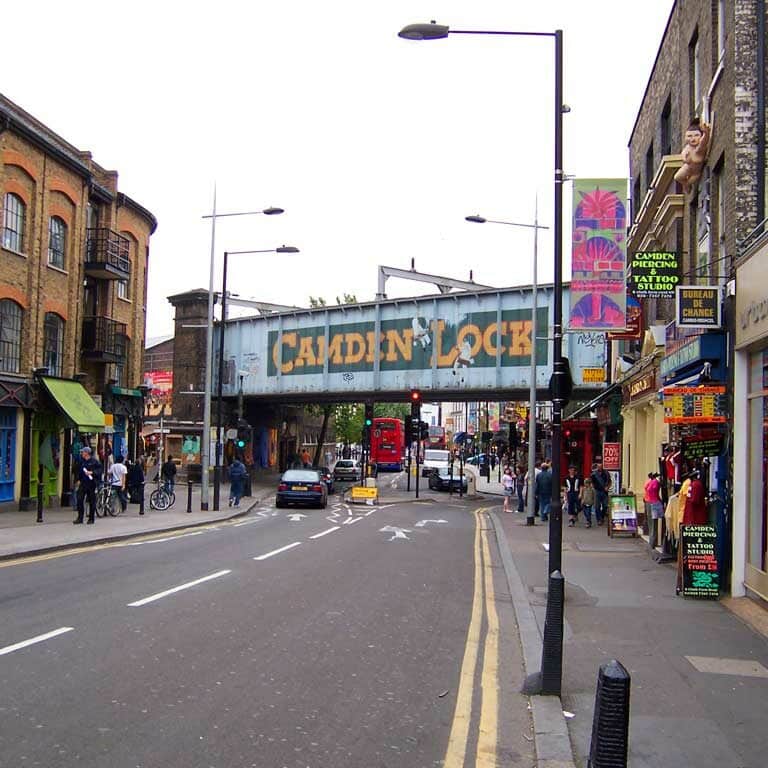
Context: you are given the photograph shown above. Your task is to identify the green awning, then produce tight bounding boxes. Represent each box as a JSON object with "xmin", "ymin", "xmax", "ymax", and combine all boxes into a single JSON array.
[{"xmin": 40, "ymin": 377, "xmax": 105, "ymax": 432}]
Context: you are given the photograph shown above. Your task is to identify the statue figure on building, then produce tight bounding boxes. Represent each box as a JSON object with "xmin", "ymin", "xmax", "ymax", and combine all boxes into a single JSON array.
[{"xmin": 673, "ymin": 118, "xmax": 711, "ymax": 192}]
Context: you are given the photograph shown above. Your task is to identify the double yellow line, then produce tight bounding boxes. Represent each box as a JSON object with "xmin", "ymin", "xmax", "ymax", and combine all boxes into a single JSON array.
[{"xmin": 444, "ymin": 506, "xmax": 500, "ymax": 767}]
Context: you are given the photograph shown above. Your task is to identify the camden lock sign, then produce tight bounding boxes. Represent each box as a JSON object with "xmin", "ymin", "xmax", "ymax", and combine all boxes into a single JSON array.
[{"xmin": 218, "ymin": 287, "xmax": 609, "ymax": 398}]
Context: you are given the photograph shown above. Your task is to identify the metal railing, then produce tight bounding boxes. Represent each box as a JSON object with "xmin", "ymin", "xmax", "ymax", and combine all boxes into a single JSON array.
[
  {"xmin": 81, "ymin": 316, "xmax": 128, "ymax": 360},
  {"xmin": 85, "ymin": 228, "xmax": 130, "ymax": 275}
]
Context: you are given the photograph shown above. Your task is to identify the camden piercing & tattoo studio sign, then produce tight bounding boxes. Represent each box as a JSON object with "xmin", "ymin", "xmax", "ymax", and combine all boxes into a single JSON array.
[{"xmin": 629, "ymin": 251, "xmax": 680, "ymax": 299}]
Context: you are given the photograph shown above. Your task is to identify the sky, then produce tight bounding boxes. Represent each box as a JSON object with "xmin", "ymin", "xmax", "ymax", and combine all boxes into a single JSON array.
[{"xmin": 3, "ymin": 1, "xmax": 673, "ymax": 341}]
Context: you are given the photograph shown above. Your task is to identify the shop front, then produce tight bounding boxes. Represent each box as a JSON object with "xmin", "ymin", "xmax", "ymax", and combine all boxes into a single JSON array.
[
  {"xmin": 0, "ymin": 376, "xmax": 30, "ymax": 504},
  {"xmin": 733, "ymin": 242, "xmax": 768, "ymax": 601}
]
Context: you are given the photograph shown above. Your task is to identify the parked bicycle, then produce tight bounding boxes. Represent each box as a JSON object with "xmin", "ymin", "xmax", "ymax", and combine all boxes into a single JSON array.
[
  {"xmin": 149, "ymin": 478, "xmax": 176, "ymax": 511},
  {"xmin": 95, "ymin": 483, "xmax": 126, "ymax": 517}
]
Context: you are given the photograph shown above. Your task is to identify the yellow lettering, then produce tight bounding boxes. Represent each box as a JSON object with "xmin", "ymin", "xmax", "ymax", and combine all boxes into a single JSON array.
[
  {"xmin": 507, "ymin": 321, "xmax": 532, "ymax": 356},
  {"xmin": 384, "ymin": 328, "xmax": 412, "ymax": 362},
  {"xmin": 272, "ymin": 332, "xmax": 296, "ymax": 374},
  {"xmin": 365, "ymin": 331, "xmax": 384, "ymax": 363},
  {"xmin": 316, "ymin": 335, "xmax": 326, "ymax": 365},
  {"xmin": 457, "ymin": 324, "xmax": 482, "ymax": 358},
  {"xmin": 295, "ymin": 335, "xmax": 317, "ymax": 368},
  {"xmin": 327, "ymin": 334, "xmax": 344, "ymax": 364},
  {"xmin": 482, "ymin": 322, "xmax": 503, "ymax": 356},
  {"xmin": 432, "ymin": 320, "xmax": 457, "ymax": 367},
  {"xmin": 344, "ymin": 332, "xmax": 366, "ymax": 364}
]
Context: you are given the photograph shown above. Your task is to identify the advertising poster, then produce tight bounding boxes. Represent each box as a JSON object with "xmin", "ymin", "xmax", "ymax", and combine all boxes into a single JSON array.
[
  {"xmin": 680, "ymin": 524, "xmax": 719, "ymax": 599},
  {"xmin": 569, "ymin": 179, "xmax": 628, "ymax": 331},
  {"xmin": 608, "ymin": 494, "xmax": 638, "ymax": 536},
  {"xmin": 602, "ymin": 442, "xmax": 621, "ymax": 471},
  {"xmin": 629, "ymin": 251, "xmax": 679, "ymax": 298},
  {"xmin": 607, "ymin": 294, "xmax": 643, "ymax": 341},
  {"xmin": 145, "ymin": 370, "xmax": 173, "ymax": 417}
]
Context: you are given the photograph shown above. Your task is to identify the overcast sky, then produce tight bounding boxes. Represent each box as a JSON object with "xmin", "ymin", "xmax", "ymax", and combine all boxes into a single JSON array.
[{"xmin": 4, "ymin": 1, "xmax": 673, "ymax": 340}]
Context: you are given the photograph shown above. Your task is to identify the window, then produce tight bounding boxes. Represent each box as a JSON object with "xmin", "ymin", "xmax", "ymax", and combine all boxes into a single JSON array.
[
  {"xmin": 2, "ymin": 193, "xmax": 26, "ymax": 252},
  {"xmin": 48, "ymin": 216, "xmax": 67, "ymax": 269},
  {"xmin": 117, "ymin": 257, "xmax": 131, "ymax": 300},
  {"xmin": 660, "ymin": 98, "xmax": 672, "ymax": 156},
  {"xmin": 0, "ymin": 300, "xmax": 22, "ymax": 374},
  {"xmin": 689, "ymin": 31, "xmax": 701, "ymax": 116},
  {"xmin": 43, "ymin": 313, "xmax": 64, "ymax": 377}
]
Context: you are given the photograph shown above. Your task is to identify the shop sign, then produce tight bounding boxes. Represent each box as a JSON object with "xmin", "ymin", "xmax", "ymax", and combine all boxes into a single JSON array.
[
  {"xmin": 607, "ymin": 294, "xmax": 643, "ymax": 340},
  {"xmin": 629, "ymin": 251, "xmax": 680, "ymax": 299},
  {"xmin": 582, "ymin": 367, "xmax": 606, "ymax": 383},
  {"xmin": 676, "ymin": 286, "xmax": 722, "ymax": 329},
  {"xmin": 663, "ymin": 386, "xmax": 727, "ymax": 423},
  {"xmin": 735, "ymin": 247, "xmax": 768, "ymax": 349},
  {"xmin": 660, "ymin": 336, "xmax": 701, "ymax": 378},
  {"xmin": 681, "ymin": 430, "xmax": 725, "ymax": 460},
  {"xmin": 681, "ymin": 524, "xmax": 719, "ymax": 599},
  {"xmin": 608, "ymin": 494, "xmax": 638, "ymax": 536},
  {"xmin": 602, "ymin": 442, "xmax": 621, "ymax": 470},
  {"xmin": 627, "ymin": 370, "xmax": 657, "ymax": 401}
]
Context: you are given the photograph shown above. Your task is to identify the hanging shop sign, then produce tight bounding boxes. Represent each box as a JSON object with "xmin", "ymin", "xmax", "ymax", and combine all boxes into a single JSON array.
[
  {"xmin": 629, "ymin": 251, "xmax": 680, "ymax": 299},
  {"xmin": 676, "ymin": 286, "xmax": 722, "ymax": 329},
  {"xmin": 680, "ymin": 524, "xmax": 719, "ymax": 599},
  {"xmin": 663, "ymin": 385, "xmax": 727, "ymax": 423},
  {"xmin": 568, "ymin": 178, "xmax": 628, "ymax": 331},
  {"xmin": 607, "ymin": 294, "xmax": 643, "ymax": 341},
  {"xmin": 626, "ymin": 370, "xmax": 658, "ymax": 402},
  {"xmin": 582, "ymin": 367, "xmax": 606, "ymax": 383},
  {"xmin": 602, "ymin": 442, "xmax": 621, "ymax": 470},
  {"xmin": 608, "ymin": 494, "xmax": 638, "ymax": 536},
  {"xmin": 681, "ymin": 429, "xmax": 726, "ymax": 460}
]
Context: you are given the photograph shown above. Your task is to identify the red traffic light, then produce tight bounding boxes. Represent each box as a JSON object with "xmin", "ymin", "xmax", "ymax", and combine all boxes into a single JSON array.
[{"xmin": 410, "ymin": 389, "xmax": 421, "ymax": 402}]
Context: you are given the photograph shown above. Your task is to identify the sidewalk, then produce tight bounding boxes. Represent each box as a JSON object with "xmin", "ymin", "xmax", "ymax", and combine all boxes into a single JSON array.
[
  {"xmin": 475, "ymin": 462, "xmax": 768, "ymax": 768},
  {"xmin": 0, "ymin": 474, "xmax": 281, "ymax": 560}
]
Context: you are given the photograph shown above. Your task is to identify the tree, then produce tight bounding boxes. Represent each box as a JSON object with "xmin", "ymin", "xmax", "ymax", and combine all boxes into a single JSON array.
[
  {"xmin": 308, "ymin": 296, "xmax": 327, "ymax": 307},
  {"xmin": 333, "ymin": 403, "xmax": 363, "ymax": 447},
  {"xmin": 308, "ymin": 294, "xmax": 357, "ymax": 307},
  {"xmin": 374, "ymin": 402, "xmax": 409, "ymax": 421}
]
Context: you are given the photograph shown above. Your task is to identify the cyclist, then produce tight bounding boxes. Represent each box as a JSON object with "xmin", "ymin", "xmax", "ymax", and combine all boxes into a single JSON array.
[
  {"xmin": 161, "ymin": 455, "xmax": 177, "ymax": 494},
  {"xmin": 109, "ymin": 454, "xmax": 128, "ymax": 513}
]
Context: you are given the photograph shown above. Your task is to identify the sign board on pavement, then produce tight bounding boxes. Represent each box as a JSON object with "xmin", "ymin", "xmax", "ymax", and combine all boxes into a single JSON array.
[{"xmin": 680, "ymin": 524, "xmax": 719, "ymax": 599}]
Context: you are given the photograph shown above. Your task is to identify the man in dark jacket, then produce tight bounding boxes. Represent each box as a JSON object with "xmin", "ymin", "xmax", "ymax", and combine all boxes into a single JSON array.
[
  {"xmin": 161, "ymin": 455, "xmax": 177, "ymax": 492},
  {"xmin": 228, "ymin": 457, "xmax": 248, "ymax": 507},
  {"xmin": 535, "ymin": 461, "xmax": 554, "ymax": 522},
  {"xmin": 74, "ymin": 446, "xmax": 99, "ymax": 524},
  {"xmin": 590, "ymin": 460, "xmax": 612, "ymax": 526}
]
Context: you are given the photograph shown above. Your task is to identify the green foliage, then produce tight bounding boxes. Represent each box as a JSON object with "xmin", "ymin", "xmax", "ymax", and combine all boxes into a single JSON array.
[
  {"xmin": 374, "ymin": 402, "xmax": 409, "ymax": 421},
  {"xmin": 309, "ymin": 294, "xmax": 357, "ymax": 308},
  {"xmin": 308, "ymin": 296, "xmax": 327, "ymax": 307},
  {"xmin": 333, "ymin": 403, "xmax": 363, "ymax": 445}
]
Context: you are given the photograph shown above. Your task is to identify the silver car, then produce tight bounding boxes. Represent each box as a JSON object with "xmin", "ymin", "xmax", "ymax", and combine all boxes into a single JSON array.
[{"xmin": 333, "ymin": 459, "xmax": 360, "ymax": 481}]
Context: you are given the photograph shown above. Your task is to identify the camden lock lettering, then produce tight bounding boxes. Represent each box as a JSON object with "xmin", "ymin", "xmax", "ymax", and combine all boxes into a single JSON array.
[{"xmin": 268, "ymin": 309, "xmax": 549, "ymax": 376}]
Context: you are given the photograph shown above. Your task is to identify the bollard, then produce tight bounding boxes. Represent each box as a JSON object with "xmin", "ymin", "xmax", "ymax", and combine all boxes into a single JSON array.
[
  {"xmin": 588, "ymin": 659, "xmax": 631, "ymax": 768},
  {"xmin": 540, "ymin": 570, "xmax": 565, "ymax": 696},
  {"xmin": 139, "ymin": 482, "xmax": 145, "ymax": 515},
  {"xmin": 187, "ymin": 479, "xmax": 193, "ymax": 513},
  {"xmin": 36, "ymin": 474, "xmax": 44, "ymax": 523}
]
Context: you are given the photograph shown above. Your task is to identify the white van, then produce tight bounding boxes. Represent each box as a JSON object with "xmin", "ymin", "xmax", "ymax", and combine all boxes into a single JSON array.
[{"xmin": 422, "ymin": 449, "xmax": 451, "ymax": 477}]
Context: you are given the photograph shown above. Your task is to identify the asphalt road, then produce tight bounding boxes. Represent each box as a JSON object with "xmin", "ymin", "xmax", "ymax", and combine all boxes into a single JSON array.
[{"xmin": 0, "ymin": 483, "xmax": 533, "ymax": 768}]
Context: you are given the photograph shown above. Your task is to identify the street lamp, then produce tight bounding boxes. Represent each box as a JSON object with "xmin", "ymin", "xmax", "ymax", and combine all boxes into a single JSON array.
[
  {"xmin": 400, "ymin": 20, "xmax": 567, "ymax": 697},
  {"xmin": 200, "ymin": 196, "xmax": 284, "ymax": 511},
  {"xmin": 212, "ymin": 245, "xmax": 300, "ymax": 510},
  {"xmin": 465, "ymin": 203, "xmax": 549, "ymax": 527}
]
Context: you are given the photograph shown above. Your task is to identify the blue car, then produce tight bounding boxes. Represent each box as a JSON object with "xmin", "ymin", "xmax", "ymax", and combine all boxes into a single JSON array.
[{"xmin": 276, "ymin": 469, "xmax": 328, "ymax": 509}]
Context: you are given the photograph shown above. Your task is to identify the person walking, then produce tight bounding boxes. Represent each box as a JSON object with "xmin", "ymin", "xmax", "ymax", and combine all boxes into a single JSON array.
[
  {"xmin": 644, "ymin": 471, "xmax": 664, "ymax": 548},
  {"xmin": 535, "ymin": 461, "xmax": 553, "ymax": 522},
  {"xmin": 515, "ymin": 464, "xmax": 526, "ymax": 513},
  {"xmin": 74, "ymin": 446, "xmax": 98, "ymax": 524},
  {"xmin": 581, "ymin": 477, "xmax": 596, "ymax": 528},
  {"xmin": 126, "ymin": 458, "xmax": 145, "ymax": 504},
  {"xmin": 590, "ymin": 460, "xmax": 612, "ymax": 526},
  {"xmin": 501, "ymin": 465, "xmax": 515, "ymax": 513},
  {"xmin": 161, "ymin": 455, "xmax": 177, "ymax": 493},
  {"xmin": 108, "ymin": 454, "xmax": 128, "ymax": 513},
  {"xmin": 564, "ymin": 465, "xmax": 583, "ymax": 527},
  {"xmin": 228, "ymin": 457, "xmax": 248, "ymax": 507}
]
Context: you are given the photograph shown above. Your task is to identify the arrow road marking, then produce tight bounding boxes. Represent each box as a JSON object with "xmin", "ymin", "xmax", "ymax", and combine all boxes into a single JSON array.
[
  {"xmin": 415, "ymin": 519, "xmax": 448, "ymax": 528},
  {"xmin": 0, "ymin": 626, "xmax": 74, "ymax": 657},
  {"xmin": 287, "ymin": 513, "xmax": 307, "ymax": 522},
  {"xmin": 380, "ymin": 525, "xmax": 411, "ymax": 540}
]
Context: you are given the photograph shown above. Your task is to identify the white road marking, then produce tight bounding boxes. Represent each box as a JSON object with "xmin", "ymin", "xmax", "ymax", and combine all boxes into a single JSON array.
[
  {"xmin": 254, "ymin": 542, "xmax": 302, "ymax": 561},
  {"xmin": 542, "ymin": 543, "xmax": 550, "ymax": 551},
  {"xmin": 127, "ymin": 570, "xmax": 231, "ymax": 607},
  {"xmin": 342, "ymin": 516, "xmax": 363, "ymax": 525},
  {"xmin": 287, "ymin": 513, "xmax": 307, "ymax": 522},
  {"xmin": 380, "ymin": 525, "xmax": 411, "ymax": 540},
  {"xmin": 415, "ymin": 519, "xmax": 448, "ymax": 527},
  {"xmin": 0, "ymin": 627, "xmax": 74, "ymax": 657},
  {"xmin": 234, "ymin": 518, "xmax": 262, "ymax": 527},
  {"xmin": 309, "ymin": 526, "xmax": 341, "ymax": 539}
]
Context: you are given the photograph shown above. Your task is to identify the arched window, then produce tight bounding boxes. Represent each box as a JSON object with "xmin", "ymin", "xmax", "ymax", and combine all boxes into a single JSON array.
[
  {"xmin": 2, "ymin": 193, "xmax": 26, "ymax": 252},
  {"xmin": 43, "ymin": 313, "xmax": 64, "ymax": 377},
  {"xmin": 0, "ymin": 299, "xmax": 23, "ymax": 373},
  {"xmin": 48, "ymin": 216, "xmax": 67, "ymax": 268}
]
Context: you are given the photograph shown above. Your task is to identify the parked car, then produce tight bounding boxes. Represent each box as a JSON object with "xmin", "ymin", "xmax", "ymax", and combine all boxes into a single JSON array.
[
  {"xmin": 318, "ymin": 466, "xmax": 335, "ymax": 494},
  {"xmin": 276, "ymin": 469, "xmax": 328, "ymax": 509},
  {"xmin": 421, "ymin": 449, "xmax": 451, "ymax": 477},
  {"xmin": 464, "ymin": 453, "xmax": 487, "ymax": 466},
  {"xmin": 428, "ymin": 465, "xmax": 468, "ymax": 492},
  {"xmin": 333, "ymin": 459, "xmax": 360, "ymax": 481}
]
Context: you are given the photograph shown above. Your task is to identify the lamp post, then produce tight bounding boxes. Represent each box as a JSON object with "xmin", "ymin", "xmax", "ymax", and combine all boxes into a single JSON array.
[
  {"xmin": 201, "ymin": 197, "xmax": 284, "ymax": 510},
  {"xmin": 465, "ymin": 202, "xmax": 548, "ymax": 526},
  {"xmin": 400, "ymin": 21, "xmax": 567, "ymax": 696},
  {"xmin": 213, "ymin": 245, "xmax": 300, "ymax": 510}
]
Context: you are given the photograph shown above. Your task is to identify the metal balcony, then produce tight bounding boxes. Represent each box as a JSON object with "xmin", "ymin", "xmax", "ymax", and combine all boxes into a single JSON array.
[
  {"xmin": 84, "ymin": 228, "xmax": 130, "ymax": 280},
  {"xmin": 81, "ymin": 316, "xmax": 128, "ymax": 362}
]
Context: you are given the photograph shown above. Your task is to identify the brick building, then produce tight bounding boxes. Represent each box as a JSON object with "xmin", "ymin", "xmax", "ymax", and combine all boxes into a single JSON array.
[{"xmin": 0, "ymin": 93, "xmax": 156, "ymax": 507}]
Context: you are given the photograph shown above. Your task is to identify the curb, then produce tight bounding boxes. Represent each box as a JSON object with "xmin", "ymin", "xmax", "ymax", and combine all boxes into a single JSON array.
[
  {"xmin": 489, "ymin": 510, "xmax": 577, "ymax": 768},
  {"xmin": 0, "ymin": 491, "xmax": 272, "ymax": 563}
]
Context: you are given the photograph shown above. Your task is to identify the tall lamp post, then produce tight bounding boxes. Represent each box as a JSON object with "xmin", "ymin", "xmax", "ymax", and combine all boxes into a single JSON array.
[
  {"xmin": 400, "ymin": 21, "xmax": 567, "ymax": 696},
  {"xmin": 201, "ymin": 198, "xmax": 285, "ymax": 510},
  {"xmin": 213, "ymin": 246, "xmax": 300, "ymax": 510},
  {"xmin": 465, "ymin": 202, "xmax": 548, "ymax": 527}
]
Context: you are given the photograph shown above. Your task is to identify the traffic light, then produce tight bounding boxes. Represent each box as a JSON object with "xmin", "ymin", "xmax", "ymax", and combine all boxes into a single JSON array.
[
  {"xmin": 410, "ymin": 389, "xmax": 422, "ymax": 418},
  {"xmin": 409, "ymin": 417, "xmax": 420, "ymax": 442},
  {"xmin": 236, "ymin": 420, "xmax": 250, "ymax": 450},
  {"xmin": 364, "ymin": 402, "xmax": 374, "ymax": 428},
  {"xmin": 420, "ymin": 421, "xmax": 430, "ymax": 441}
]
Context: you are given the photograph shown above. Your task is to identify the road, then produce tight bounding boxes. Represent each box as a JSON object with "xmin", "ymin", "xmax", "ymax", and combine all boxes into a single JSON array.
[{"xmin": 0, "ymin": 478, "xmax": 533, "ymax": 768}]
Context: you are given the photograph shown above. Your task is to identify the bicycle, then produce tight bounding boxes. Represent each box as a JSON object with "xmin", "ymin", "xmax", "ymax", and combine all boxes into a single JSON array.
[
  {"xmin": 95, "ymin": 483, "xmax": 116, "ymax": 517},
  {"xmin": 149, "ymin": 479, "xmax": 176, "ymax": 511}
]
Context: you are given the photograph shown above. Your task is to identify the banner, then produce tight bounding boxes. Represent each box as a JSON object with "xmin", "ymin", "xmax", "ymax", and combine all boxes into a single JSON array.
[{"xmin": 569, "ymin": 179, "xmax": 628, "ymax": 331}]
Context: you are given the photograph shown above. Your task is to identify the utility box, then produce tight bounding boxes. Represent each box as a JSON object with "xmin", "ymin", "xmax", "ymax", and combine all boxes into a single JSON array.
[{"xmin": 467, "ymin": 473, "xmax": 477, "ymax": 496}]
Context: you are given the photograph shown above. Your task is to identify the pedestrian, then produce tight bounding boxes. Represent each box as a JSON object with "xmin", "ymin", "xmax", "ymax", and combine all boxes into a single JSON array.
[
  {"xmin": 161, "ymin": 455, "xmax": 177, "ymax": 493},
  {"xmin": 564, "ymin": 465, "xmax": 583, "ymax": 527},
  {"xmin": 501, "ymin": 465, "xmax": 515, "ymax": 513},
  {"xmin": 516, "ymin": 464, "xmax": 526, "ymax": 512},
  {"xmin": 228, "ymin": 457, "xmax": 247, "ymax": 507},
  {"xmin": 581, "ymin": 477, "xmax": 595, "ymax": 528},
  {"xmin": 74, "ymin": 446, "xmax": 98, "ymax": 524},
  {"xmin": 301, "ymin": 448, "xmax": 311, "ymax": 467},
  {"xmin": 126, "ymin": 458, "xmax": 145, "ymax": 504},
  {"xmin": 535, "ymin": 461, "xmax": 553, "ymax": 522},
  {"xmin": 590, "ymin": 460, "xmax": 612, "ymax": 526},
  {"xmin": 645, "ymin": 471, "xmax": 664, "ymax": 547},
  {"xmin": 108, "ymin": 454, "xmax": 128, "ymax": 513}
]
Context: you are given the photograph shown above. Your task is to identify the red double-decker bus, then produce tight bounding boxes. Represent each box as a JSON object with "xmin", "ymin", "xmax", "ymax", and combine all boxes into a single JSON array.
[
  {"xmin": 427, "ymin": 425, "xmax": 447, "ymax": 449},
  {"xmin": 370, "ymin": 418, "xmax": 404, "ymax": 471}
]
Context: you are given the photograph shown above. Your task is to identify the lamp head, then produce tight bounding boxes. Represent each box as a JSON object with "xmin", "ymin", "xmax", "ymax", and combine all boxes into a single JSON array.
[
  {"xmin": 263, "ymin": 207, "xmax": 284, "ymax": 216},
  {"xmin": 399, "ymin": 22, "xmax": 450, "ymax": 40},
  {"xmin": 465, "ymin": 215, "xmax": 487, "ymax": 224},
  {"xmin": 276, "ymin": 245, "xmax": 300, "ymax": 254}
]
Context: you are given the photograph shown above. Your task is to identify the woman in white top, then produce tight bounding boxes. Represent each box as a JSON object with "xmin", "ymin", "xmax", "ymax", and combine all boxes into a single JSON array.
[{"xmin": 501, "ymin": 466, "xmax": 515, "ymax": 513}]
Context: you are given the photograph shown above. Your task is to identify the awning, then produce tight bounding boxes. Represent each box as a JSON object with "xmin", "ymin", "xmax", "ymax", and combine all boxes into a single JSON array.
[
  {"xmin": 568, "ymin": 383, "xmax": 621, "ymax": 420},
  {"xmin": 40, "ymin": 377, "xmax": 105, "ymax": 432},
  {"xmin": 109, "ymin": 385, "xmax": 142, "ymax": 397}
]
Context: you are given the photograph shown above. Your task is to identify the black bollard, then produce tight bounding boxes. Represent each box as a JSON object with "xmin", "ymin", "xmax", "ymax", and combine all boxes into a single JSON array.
[
  {"xmin": 187, "ymin": 479, "xmax": 193, "ymax": 513},
  {"xmin": 36, "ymin": 465, "xmax": 44, "ymax": 523},
  {"xmin": 540, "ymin": 570, "xmax": 565, "ymax": 696},
  {"xmin": 588, "ymin": 659, "xmax": 631, "ymax": 768},
  {"xmin": 139, "ymin": 482, "xmax": 145, "ymax": 515}
]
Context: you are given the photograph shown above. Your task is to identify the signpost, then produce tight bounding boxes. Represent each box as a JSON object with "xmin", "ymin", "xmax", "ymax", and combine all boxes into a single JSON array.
[{"xmin": 680, "ymin": 524, "xmax": 719, "ymax": 599}]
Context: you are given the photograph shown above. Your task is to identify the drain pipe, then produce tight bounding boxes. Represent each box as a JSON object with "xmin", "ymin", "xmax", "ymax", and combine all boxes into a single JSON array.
[{"xmin": 757, "ymin": 0, "xmax": 765, "ymax": 229}]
